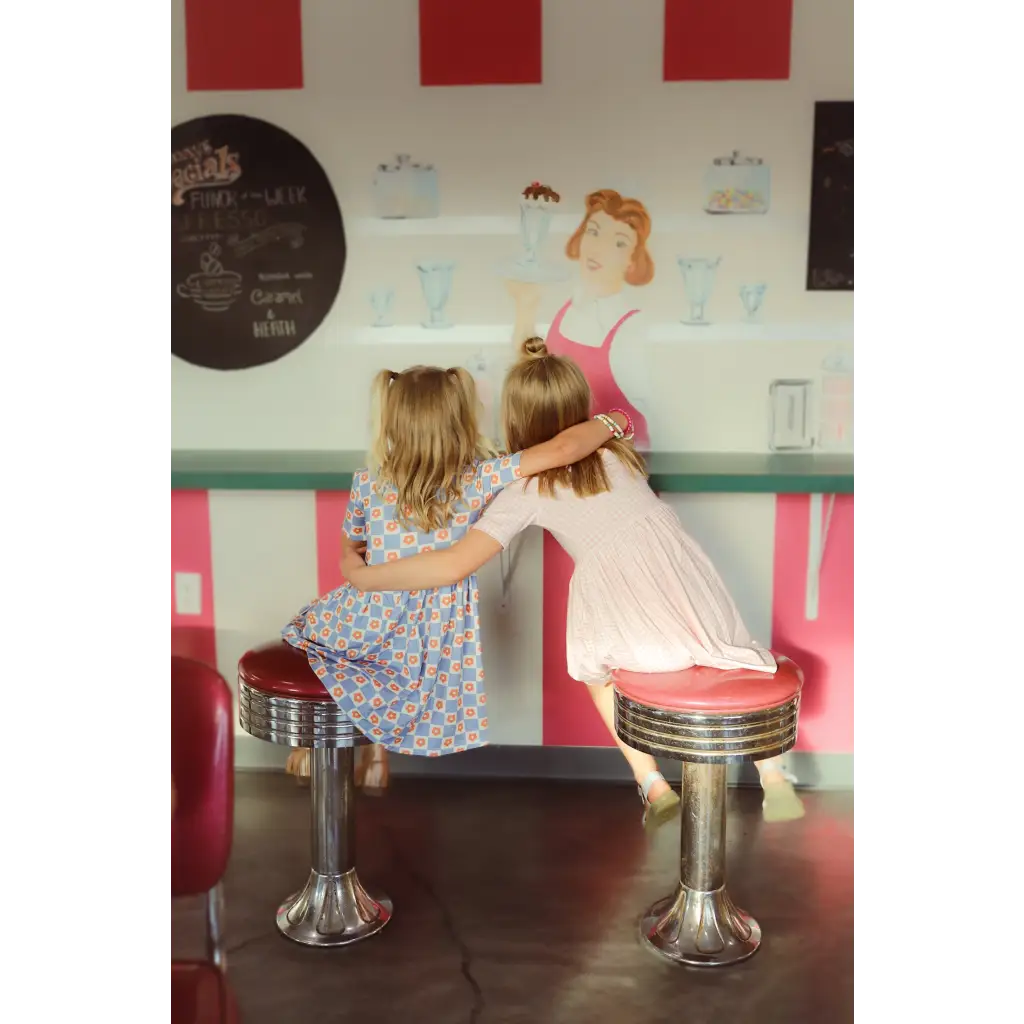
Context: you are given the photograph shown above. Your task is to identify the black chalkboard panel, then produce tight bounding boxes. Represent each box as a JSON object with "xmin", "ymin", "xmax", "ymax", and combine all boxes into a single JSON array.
[
  {"xmin": 172, "ymin": 114, "xmax": 346, "ymax": 370},
  {"xmin": 806, "ymin": 101, "xmax": 853, "ymax": 291}
]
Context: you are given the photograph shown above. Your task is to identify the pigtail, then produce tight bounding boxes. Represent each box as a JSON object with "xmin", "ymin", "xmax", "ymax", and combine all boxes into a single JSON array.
[
  {"xmin": 446, "ymin": 367, "xmax": 497, "ymax": 459},
  {"xmin": 368, "ymin": 369, "xmax": 396, "ymax": 472}
]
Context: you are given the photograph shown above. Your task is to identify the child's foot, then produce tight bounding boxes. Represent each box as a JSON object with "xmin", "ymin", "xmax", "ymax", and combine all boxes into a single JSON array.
[
  {"xmin": 760, "ymin": 767, "xmax": 805, "ymax": 823},
  {"xmin": 357, "ymin": 745, "xmax": 390, "ymax": 797},
  {"xmin": 285, "ymin": 748, "xmax": 311, "ymax": 787},
  {"xmin": 639, "ymin": 770, "xmax": 680, "ymax": 832}
]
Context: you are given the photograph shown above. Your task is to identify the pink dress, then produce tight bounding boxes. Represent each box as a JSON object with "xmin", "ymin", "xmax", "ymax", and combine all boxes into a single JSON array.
[
  {"xmin": 546, "ymin": 300, "xmax": 649, "ymax": 448},
  {"xmin": 473, "ymin": 451, "xmax": 777, "ymax": 684}
]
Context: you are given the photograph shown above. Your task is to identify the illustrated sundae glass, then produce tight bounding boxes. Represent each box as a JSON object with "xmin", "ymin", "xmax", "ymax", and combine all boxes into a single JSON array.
[
  {"xmin": 370, "ymin": 286, "xmax": 395, "ymax": 327},
  {"xmin": 500, "ymin": 183, "xmax": 570, "ymax": 285},
  {"xmin": 677, "ymin": 256, "xmax": 722, "ymax": 325},
  {"xmin": 739, "ymin": 283, "xmax": 767, "ymax": 322},
  {"xmin": 417, "ymin": 261, "xmax": 455, "ymax": 329}
]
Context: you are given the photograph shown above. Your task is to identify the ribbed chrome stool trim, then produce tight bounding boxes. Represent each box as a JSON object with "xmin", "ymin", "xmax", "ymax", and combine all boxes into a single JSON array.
[
  {"xmin": 238, "ymin": 681, "xmax": 367, "ymax": 748},
  {"xmin": 614, "ymin": 693, "xmax": 800, "ymax": 764}
]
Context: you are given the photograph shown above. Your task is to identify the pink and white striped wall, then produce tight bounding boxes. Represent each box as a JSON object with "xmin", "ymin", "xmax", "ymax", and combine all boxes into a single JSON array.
[{"xmin": 171, "ymin": 489, "xmax": 853, "ymax": 773}]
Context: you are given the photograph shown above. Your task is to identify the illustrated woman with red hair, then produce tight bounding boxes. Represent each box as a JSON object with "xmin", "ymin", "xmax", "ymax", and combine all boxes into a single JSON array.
[{"xmin": 509, "ymin": 188, "xmax": 655, "ymax": 447}]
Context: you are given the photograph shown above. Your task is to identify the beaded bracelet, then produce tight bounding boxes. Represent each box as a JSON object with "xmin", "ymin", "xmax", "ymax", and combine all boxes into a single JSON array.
[
  {"xmin": 593, "ymin": 412, "xmax": 624, "ymax": 439},
  {"xmin": 608, "ymin": 407, "xmax": 635, "ymax": 441}
]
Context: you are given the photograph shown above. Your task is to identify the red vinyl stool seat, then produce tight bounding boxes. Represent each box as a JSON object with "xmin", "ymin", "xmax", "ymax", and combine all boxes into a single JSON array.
[
  {"xmin": 236, "ymin": 640, "xmax": 392, "ymax": 948},
  {"xmin": 615, "ymin": 657, "xmax": 803, "ymax": 714},
  {"xmin": 237, "ymin": 640, "xmax": 334, "ymax": 701},
  {"xmin": 612, "ymin": 653, "xmax": 804, "ymax": 969}
]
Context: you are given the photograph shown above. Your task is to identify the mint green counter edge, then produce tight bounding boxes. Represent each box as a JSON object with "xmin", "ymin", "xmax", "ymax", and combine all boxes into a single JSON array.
[{"xmin": 171, "ymin": 451, "xmax": 853, "ymax": 494}]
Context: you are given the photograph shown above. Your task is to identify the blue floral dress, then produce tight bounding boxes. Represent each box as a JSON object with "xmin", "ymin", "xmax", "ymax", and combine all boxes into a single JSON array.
[{"xmin": 282, "ymin": 454, "xmax": 524, "ymax": 756}]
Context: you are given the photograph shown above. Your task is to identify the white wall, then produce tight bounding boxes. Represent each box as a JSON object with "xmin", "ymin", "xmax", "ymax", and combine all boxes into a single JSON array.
[{"xmin": 172, "ymin": 0, "xmax": 853, "ymax": 452}]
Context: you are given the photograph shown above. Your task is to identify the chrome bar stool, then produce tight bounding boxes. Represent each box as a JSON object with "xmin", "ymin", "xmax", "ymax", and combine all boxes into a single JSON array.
[
  {"xmin": 614, "ymin": 654, "xmax": 803, "ymax": 968},
  {"xmin": 238, "ymin": 640, "xmax": 392, "ymax": 948}
]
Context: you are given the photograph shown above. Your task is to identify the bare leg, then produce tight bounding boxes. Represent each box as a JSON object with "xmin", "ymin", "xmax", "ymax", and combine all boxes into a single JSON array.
[
  {"xmin": 285, "ymin": 748, "xmax": 310, "ymax": 784},
  {"xmin": 587, "ymin": 682, "xmax": 671, "ymax": 802},
  {"xmin": 357, "ymin": 745, "xmax": 389, "ymax": 795},
  {"xmin": 755, "ymin": 756, "xmax": 805, "ymax": 822}
]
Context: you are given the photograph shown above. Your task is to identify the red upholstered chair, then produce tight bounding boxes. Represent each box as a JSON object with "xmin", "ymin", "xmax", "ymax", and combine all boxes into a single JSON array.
[
  {"xmin": 171, "ymin": 656, "xmax": 237, "ymax": 1024},
  {"xmin": 237, "ymin": 640, "xmax": 391, "ymax": 947},
  {"xmin": 613, "ymin": 654, "xmax": 804, "ymax": 968}
]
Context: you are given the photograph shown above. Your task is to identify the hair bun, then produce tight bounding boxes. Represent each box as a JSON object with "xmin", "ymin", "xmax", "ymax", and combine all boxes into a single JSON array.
[{"xmin": 521, "ymin": 335, "xmax": 548, "ymax": 359}]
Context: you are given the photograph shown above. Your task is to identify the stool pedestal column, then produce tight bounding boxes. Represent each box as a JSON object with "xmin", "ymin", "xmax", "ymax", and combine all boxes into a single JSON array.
[
  {"xmin": 639, "ymin": 762, "xmax": 760, "ymax": 967},
  {"xmin": 276, "ymin": 747, "xmax": 393, "ymax": 947}
]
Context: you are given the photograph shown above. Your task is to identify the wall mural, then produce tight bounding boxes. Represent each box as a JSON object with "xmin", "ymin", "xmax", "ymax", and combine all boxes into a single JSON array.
[
  {"xmin": 506, "ymin": 187, "xmax": 654, "ymax": 450},
  {"xmin": 171, "ymin": 114, "xmax": 346, "ymax": 370}
]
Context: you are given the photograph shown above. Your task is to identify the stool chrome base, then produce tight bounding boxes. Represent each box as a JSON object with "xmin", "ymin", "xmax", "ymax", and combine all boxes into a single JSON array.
[
  {"xmin": 640, "ymin": 883, "xmax": 760, "ymax": 967},
  {"xmin": 277, "ymin": 867, "xmax": 393, "ymax": 947}
]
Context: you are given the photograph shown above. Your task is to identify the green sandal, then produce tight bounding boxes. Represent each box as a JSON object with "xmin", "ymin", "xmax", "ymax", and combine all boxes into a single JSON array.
[{"xmin": 639, "ymin": 770, "xmax": 681, "ymax": 832}]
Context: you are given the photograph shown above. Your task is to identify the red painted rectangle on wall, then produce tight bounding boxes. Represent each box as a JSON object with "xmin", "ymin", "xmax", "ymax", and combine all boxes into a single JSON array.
[
  {"xmin": 185, "ymin": 0, "xmax": 303, "ymax": 91},
  {"xmin": 171, "ymin": 491, "xmax": 218, "ymax": 669},
  {"xmin": 663, "ymin": 0, "xmax": 793, "ymax": 81},
  {"xmin": 315, "ymin": 492, "xmax": 352, "ymax": 595},
  {"xmin": 419, "ymin": 0, "xmax": 542, "ymax": 86}
]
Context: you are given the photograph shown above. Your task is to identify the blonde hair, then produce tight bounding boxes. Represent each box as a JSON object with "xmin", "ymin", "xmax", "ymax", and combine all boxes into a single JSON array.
[
  {"xmin": 565, "ymin": 189, "xmax": 655, "ymax": 287},
  {"xmin": 501, "ymin": 337, "xmax": 646, "ymax": 498},
  {"xmin": 369, "ymin": 365, "xmax": 496, "ymax": 532}
]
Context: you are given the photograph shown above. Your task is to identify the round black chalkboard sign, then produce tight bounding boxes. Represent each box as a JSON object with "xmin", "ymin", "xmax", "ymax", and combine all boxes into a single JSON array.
[{"xmin": 171, "ymin": 114, "xmax": 345, "ymax": 370}]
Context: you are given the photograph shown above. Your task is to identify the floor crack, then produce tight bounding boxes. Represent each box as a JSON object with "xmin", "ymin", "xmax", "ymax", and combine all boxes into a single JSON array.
[
  {"xmin": 226, "ymin": 932, "xmax": 276, "ymax": 956},
  {"xmin": 382, "ymin": 824, "xmax": 486, "ymax": 1024}
]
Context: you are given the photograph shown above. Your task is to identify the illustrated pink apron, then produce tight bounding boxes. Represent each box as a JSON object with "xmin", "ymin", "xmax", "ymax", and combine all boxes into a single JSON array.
[
  {"xmin": 541, "ymin": 300, "xmax": 648, "ymax": 746},
  {"xmin": 546, "ymin": 301, "xmax": 649, "ymax": 448}
]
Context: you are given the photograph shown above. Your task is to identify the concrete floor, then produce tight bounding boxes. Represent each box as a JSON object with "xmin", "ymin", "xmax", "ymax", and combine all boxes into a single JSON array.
[{"xmin": 173, "ymin": 773, "xmax": 854, "ymax": 1024}]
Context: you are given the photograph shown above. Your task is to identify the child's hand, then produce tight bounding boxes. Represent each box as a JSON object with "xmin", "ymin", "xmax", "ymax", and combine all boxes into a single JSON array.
[{"xmin": 340, "ymin": 543, "xmax": 369, "ymax": 586}]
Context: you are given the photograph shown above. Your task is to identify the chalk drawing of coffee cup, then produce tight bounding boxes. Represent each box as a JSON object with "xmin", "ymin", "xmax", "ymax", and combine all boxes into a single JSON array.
[{"xmin": 176, "ymin": 271, "xmax": 243, "ymax": 312}]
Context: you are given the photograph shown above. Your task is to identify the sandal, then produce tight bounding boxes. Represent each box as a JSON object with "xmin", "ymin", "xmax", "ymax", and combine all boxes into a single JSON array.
[
  {"xmin": 639, "ymin": 770, "xmax": 680, "ymax": 832},
  {"xmin": 759, "ymin": 762, "xmax": 805, "ymax": 823}
]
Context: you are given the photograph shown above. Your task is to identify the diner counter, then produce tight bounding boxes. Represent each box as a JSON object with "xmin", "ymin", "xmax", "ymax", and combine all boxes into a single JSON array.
[{"xmin": 171, "ymin": 450, "xmax": 854, "ymax": 494}]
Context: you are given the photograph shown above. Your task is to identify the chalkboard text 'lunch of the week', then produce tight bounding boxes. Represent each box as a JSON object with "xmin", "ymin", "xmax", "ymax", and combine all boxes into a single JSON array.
[{"xmin": 186, "ymin": 186, "xmax": 310, "ymax": 209}]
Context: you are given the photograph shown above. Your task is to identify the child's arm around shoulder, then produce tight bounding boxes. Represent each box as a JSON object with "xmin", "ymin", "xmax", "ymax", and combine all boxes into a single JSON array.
[{"xmin": 517, "ymin": 410, "xmax": 628, "ymax": 477}]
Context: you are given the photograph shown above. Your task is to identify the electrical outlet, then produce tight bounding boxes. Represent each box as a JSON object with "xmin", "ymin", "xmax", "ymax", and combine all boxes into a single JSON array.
[{"xmin": 174, "ymin": 572, "xmax": 203, "ymax": 616}]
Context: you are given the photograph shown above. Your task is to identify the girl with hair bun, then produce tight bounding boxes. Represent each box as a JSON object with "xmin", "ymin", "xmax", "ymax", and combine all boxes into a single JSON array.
[
  {"xmin": 281, "ymin": 363, "xmax": 630, "ymax": 788},
  {"xmin": 342, "ymin": 341, "xmax": 803, "ymax": 827}
]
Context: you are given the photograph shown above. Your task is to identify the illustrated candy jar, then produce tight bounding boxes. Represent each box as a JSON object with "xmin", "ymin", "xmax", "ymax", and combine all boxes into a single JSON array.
[
  {"xmin": 373, "ymin": 154, "xmax": 440, "ymax": 219},
  {"xmin": 703, "ymin": 151, "xmax": 770, "ymax": 214}
]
